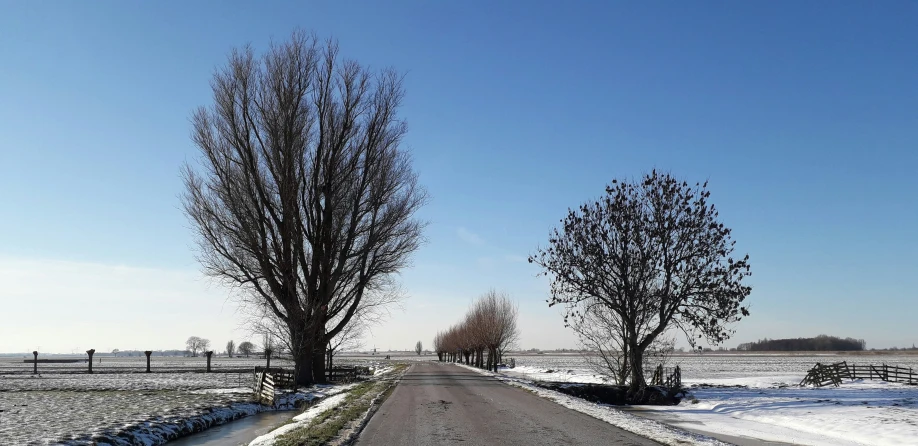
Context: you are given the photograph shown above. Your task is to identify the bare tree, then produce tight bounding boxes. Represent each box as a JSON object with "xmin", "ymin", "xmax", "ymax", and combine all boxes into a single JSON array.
[
  {"xmin": 200, "ymin": 338, "xmax": 211, "ymax": 354},
  {"xmin": 530, "ymin": 171, "xmax": 751, "ymax": 398},
  {"xmin": 571, "ymin": 301, "xmax": 674, "ymax": 385},
  {"xmin": 435, "ymin": 290, "xmax": 519, "ymax": 371},
  {"xmin": 432, "ymin": 332, "xmax": 444, "ymax": 361},
  {"xmin": 186, "ymin": 336, "xmax": 204, "ymax": 357},
  {"xmin": 415, "ymin": 340, "xmax": 422, "ymax": 355},
  {"xmin": 326, "ymin": 313, "xmax": 366, "ymax": 371},
  {"xmin": 183, "ymin": 31, "xmax": 427, "ymax": 386},
  {"xmin": 238, "ymin": 341, "xmax": 255, "ymax": 358},
  {"xmin": 226, "ymin": 340, "xmax": 236, "ymax": 358},
  {"xmin": 261, "ymin": 332, "xmax": 275, "ymax": 357}
]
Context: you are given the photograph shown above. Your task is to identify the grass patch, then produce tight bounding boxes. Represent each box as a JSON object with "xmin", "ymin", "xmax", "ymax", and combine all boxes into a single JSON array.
[{"xmin": 274, "ymin": 365, "xmax": 405, "ymax": 446}]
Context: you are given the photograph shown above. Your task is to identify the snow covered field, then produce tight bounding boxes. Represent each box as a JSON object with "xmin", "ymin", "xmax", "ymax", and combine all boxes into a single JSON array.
[
  {"xmin": 0, "ymin": 353, "xmax": 400, "ymax": 445},
  {"xmin": 0, "ymin": 356, "xmax": 308, "ymax": 445},
  {"xmin": 501, "ymin": 353, "xmax": 918, "ymax": 445},
  {"xmin": 5, "ymin": 353, "xmax": 916, "ymax": 445}
]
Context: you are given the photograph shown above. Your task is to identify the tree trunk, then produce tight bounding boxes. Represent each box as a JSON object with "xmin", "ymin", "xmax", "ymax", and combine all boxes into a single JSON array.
[
  {"xmin": 312, "ymin": 344, "xmax": 326, "ymax": 383},
  {"xmin": 628, "ymin": 340, "xmax": 646, "ymax": 395},
  {"xmin": 293, "ymin": 342, "xmax": 314, "ymax": 387}
]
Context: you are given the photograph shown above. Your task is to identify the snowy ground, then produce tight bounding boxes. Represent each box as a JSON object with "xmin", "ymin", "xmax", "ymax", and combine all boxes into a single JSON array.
[
  {"xmin": 248, "ymin": 385, "xmax": 355, "ymax": 446},
  {"xmin": 0, "ymin": 358, "xmax": 351, "ymax": 445},
  {"xmin": 499, "ymin": 353, "xmax": 918, "ymax": 446}
]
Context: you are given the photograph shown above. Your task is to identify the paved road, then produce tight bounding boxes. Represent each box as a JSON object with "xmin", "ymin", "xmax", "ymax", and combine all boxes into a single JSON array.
[{"xmin": 356, "ymin": 362, "xmax": 662, "ymax": 446}]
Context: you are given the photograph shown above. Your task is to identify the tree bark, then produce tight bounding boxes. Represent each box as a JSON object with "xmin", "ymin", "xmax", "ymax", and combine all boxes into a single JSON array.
[
  {"xmin": 312, "ymin": 342, "xmax": 327, "ymax": 384},
  {"xmin": 628, "ymin": 339, "xmax": 646, "ymax": 395},
  {"xmin": 293, "ymin": 342, "xmax": 314, "ymax": 387}
]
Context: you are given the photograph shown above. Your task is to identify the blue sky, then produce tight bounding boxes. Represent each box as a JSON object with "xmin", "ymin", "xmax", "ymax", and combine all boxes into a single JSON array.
[{"xmin": 1, "ymin": 1, "xmax": 916, "ymax": 353}]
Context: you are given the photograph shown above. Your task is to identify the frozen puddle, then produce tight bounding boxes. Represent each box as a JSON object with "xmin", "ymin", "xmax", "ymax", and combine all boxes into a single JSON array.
[{"xmin": 165, "ymin": 410, "xmax": 296, "ymax": 446}]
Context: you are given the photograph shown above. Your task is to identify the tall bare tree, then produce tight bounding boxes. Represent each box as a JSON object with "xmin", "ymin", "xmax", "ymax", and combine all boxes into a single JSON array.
[
  {"xmin": 531, "ymin": 171, "xmax": 751, "ymax": 398},
  {"xmin": 183, "ymin": 31, "xmax": 427, "ymax": 385},
  {"xmin": 415, "ymin": 340, "xmax": 423, "ymax": 355},
  {"xmin": 226, "ymin": 340, "xmax": 236, "ymax": 358}
]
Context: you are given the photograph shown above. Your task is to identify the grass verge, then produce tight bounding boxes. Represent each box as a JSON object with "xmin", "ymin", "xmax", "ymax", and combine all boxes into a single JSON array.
[{"xmin": 273, "ymin": 364, "xmax": 406, "ymax": 446}]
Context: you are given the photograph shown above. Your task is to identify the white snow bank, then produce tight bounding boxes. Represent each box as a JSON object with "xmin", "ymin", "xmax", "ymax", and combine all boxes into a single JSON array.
[
  {"xmin": 645, "ymin": 380, "xmax": 918, "ymax": 446},
  {"xmin": 248, "ymin": 383, "xmax": 356, "ymax": 446},
  {"xmin": 503, "ymin": 363, "xmax": 918, "ymax": 446}
]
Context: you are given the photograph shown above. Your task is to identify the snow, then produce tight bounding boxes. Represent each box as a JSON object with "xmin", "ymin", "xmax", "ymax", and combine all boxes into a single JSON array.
[
  {"xmin": 647, "ymin": 378, "xmax": 918, "ymax": 446},
  {"xmin": 248, "ymin": 390, "xmax": 352, "ymax": 446},
  {"xmin": 503, "ymin": 365, "xmax": 608, "ymax": 384},
  {"xmin": 456, "ymin": 363, "xmax": 728, "ymax": 445},
  {"xmin": 0, "ymin": 366, "xmax": 351, "ymax": 446},
  {"xmin": 493, "ymin": 354, "xmax": 918, "ymax": 446}
]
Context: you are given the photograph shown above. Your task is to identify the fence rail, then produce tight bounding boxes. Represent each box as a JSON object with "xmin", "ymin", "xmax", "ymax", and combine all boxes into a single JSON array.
[
  {"xmin": 800, "ymin": 361, "xmax": 918, "ymax": 387},
  {"xmin": 253, "ymin": 371, "xmax": 275, "ymax": 405},
  {"xmin": 649, "ymin": 365, "xmax": 682, "ymax": 389}
]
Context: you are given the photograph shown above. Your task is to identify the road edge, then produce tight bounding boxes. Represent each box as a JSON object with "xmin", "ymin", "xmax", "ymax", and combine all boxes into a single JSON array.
[
  {"xmin": 452, "ymin": 362, "xmax": 732, "ymax": 446},
  {"xmin": 338, "ymin": 364, "xmax": 408, "ymax": 445}
]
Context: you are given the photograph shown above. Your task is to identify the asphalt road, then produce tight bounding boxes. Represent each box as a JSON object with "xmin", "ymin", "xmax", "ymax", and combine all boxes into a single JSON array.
[{"xmin": 355, "ymin": 362, "xmax": 663, "ymax": 446}]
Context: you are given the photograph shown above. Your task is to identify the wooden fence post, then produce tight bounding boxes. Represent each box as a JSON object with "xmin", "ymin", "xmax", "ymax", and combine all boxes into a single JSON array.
[
  {"xmin": 145, "ymin": 351, "xmax": 152, "ymax": 372},
  {"xmin": 32, "ymin": 351, "xmax": 38, "ymax": 374},
  {"xmin": 205, "ymin": 351, "xmax": 214, "ymax": 372},
  {"xmin": 265, "ymin": 348, "xmax": 272, "ymax": 370},
  {"xmin": 86, "ymin": 349, "xmax": 95, "ymax": 374}
]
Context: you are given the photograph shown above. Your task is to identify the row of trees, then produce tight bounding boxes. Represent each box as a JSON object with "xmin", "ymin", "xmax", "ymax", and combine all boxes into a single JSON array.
[
  {"xmin": 187, "ymin": 337, "xmax": 257, "ymax": 357},
  {"xmin": 432, "ymin": 291, "xmax": 519, "ymax": 372},
  {"xmin": 737, "ymin": 335, "xmax": 865, "ymax": 352},
  {"xmin": 183, "ymin": 31, "xmax": 425, "ymax": 386}
]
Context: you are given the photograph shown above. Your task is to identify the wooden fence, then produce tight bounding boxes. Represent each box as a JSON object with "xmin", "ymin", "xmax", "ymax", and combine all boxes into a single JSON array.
[
  {"xmin": 254, "ymin": 367, "xmax": 294, "ymax": 388},
  {"xmin": 800, "ymin": 361, "xmax": 918, "ymax": 387},
  {"xmin": 649, "ymin": 365, "xmax": 682, "ymax": 389},
  {"xmin": 253, "ymin": 370, "xmax": 275, "ymax": 405},
  {"xmin": 327, "ymin": 365, "xmax": 372, "ymax": 382}
]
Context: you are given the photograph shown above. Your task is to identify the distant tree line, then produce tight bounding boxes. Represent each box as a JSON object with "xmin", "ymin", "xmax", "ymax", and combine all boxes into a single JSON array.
[
  {"xmin": 737, "ymin": 335, "xmax": 866, "ymax": 351},
  {"xmin": 433, "ymin": 290, "xmax": 519, "ymax": 372}
]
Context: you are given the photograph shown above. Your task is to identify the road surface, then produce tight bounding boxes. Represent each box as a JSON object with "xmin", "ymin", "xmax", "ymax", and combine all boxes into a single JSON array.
[{"xmin": 356, "ymin": 362, "xmax": 662, "ymax": 446}]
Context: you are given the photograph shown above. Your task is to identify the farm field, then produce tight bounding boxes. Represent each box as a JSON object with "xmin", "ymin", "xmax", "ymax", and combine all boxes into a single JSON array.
[
  {"xmin": 0, "ymin": 354, "xmax": 402, "ymax": 445},
  {"xmin": 0, "ymin": 356, "xmax": 289, "ymax": 445}
]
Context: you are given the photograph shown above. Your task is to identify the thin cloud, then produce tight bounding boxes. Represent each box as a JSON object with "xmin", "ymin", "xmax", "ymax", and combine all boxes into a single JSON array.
[{"xmin": 457, "ymin": 227, "xmax": 485, "ymax": 246}]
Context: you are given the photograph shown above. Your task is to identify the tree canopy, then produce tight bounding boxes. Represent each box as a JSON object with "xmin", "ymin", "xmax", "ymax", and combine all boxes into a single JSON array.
[{"xmin": 530, "ymin": 171, "xmax": 751, "ymax": 396}]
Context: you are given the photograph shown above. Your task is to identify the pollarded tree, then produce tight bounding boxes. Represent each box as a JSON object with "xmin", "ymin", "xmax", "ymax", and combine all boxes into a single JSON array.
[
  {"xmin": 183, "ymin": 31, "xmax": 427, "ymax": 386},
  {"xmin": 530, "ymin": 171, "xmax": 751, "ymax": 397}
]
